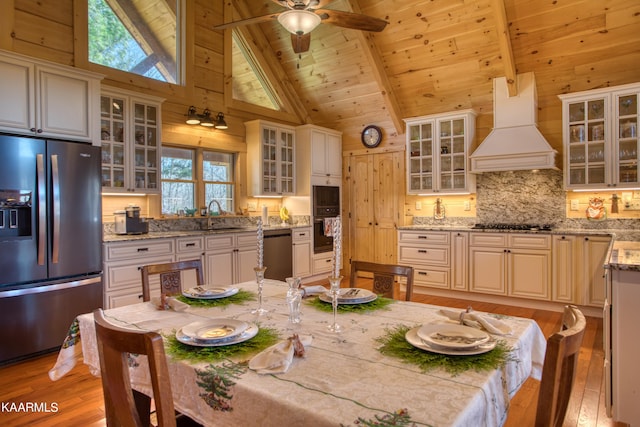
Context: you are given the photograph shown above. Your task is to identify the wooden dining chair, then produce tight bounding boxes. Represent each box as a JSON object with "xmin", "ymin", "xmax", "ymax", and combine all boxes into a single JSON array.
[
  {"xmin": 93, "ymin": 308, "xmax": 201, "ymax": 427},
  {"xmin": 349, "ymin": 260, "xmax": 414, "ymax": 301},
  {"xmin": 535, "ymin": 305, "xmax": 587, "ymax": 427},
  {"xmin": 140, "ymin": 259, "xmax": 204, "ymax": 302}
]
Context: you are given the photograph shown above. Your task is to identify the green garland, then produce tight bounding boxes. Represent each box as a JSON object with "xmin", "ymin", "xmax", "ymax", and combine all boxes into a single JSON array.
[
  {"xmin": 165, "ymin": 326, "xmax": 280, "ymax": 363},
  {"xmin": 375, "ymin": 325, "xmax": 516, "ymax": 376},
  {"xmin": 176, "ymin": 289, "xmax": 256, "ymax": 308},
  {"xmin": 305, "ymin": 295, "xmax": 394, "ymax": 313}
]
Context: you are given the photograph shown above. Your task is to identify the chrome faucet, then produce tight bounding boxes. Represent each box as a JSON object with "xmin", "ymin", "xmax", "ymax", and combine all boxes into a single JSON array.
[{"xmin": 207, "ymin": 199, "xmax": 227, "ymax": 228}]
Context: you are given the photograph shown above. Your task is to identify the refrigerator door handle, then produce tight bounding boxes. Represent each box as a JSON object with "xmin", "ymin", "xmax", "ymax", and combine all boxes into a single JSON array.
[
  {"xmin": 51, "ymin": 154, "xmax": 60, "ymax": 264},
  {"xmin": 37, "ymin": 153, "xmax": 46, "ymax": 265}
]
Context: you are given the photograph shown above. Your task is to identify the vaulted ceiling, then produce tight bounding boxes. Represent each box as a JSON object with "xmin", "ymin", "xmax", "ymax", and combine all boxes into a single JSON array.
[{"xmin": 222, "ymin": 0, "xmax": 640, "ymax": 152}]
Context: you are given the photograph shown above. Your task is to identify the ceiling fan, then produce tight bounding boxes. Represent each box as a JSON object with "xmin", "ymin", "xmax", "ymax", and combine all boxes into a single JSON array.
[{"xmin": 213, "ymin": 0, "xmax": 388, "ymax": 53}]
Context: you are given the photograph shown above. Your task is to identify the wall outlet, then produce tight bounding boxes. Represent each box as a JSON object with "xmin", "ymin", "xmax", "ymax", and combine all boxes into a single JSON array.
[
  {"xmin": 624, "ymin": 200, "xmax": 640, "ymax": 210},
  {"xmin": 247, "ymin": 202, "xmax": 257, "ymax": 211},
  {"xmin": 463, "ymin": 201, "xmax": 471, "ymax": 211},
  {"xmin": 415, "ymin": 201, "xmax": 422, "ymax": 210},
  {"xmin": 570, "ymin": 199, "xmax": 579, "ymax": 211}
]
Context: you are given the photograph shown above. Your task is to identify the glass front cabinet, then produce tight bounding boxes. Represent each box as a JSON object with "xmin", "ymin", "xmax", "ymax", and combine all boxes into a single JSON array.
[
  {"xmin": 245, "ymin": 120, "xmax": 295, "ymax": 196},
  {"xmin": 405, "ymin": 109, "xmax": 476, "ymax": 194},
  {"xmin": 100, "ymin": 87, "xmax": 164, "ymax": 193},
  {"xmin": 560, "ymin": 82, "xmax": 640, "ymax": 190}
]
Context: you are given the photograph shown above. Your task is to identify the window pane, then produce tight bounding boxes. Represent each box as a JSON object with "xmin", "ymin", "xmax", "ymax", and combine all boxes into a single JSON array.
[
  {"xmin": 162, "ymin": 147, "xmax": 193, "ymax": 180},
  {"xmin": 205, "ymin": 184, "xmax": 233, "ymax": 213},
  {"xmin": 162, "ymin": 182, "xmax": 194, "ymax": 214},
  {"xmin": 88, "ymin": 0, "xmax": 179, "ymax": 83},
  {"xmin": 203, "ymin": 152, "xmax": 233, "ymax": 182}
]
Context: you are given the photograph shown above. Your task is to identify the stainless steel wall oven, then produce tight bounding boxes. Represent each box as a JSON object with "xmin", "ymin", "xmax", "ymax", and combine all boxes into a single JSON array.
[{"xmin": 312, "ymin": 185, "xmax": 340, "ymax": 254}]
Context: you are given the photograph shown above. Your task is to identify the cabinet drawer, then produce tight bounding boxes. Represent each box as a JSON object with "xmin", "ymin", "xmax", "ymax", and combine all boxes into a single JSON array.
[
  {"xmin": 398, "ymin": 245, "xmax": 449, "ymax": 266},
  {"xmin": 469, "ymin": 233, "xmax": 507, "ymax": 247},
  {"xmin": 414, "ymin": 267, "xmax": 449, "ymax": 289},
  {"xmin": 105, "ymin": 254, "xmax": 174, "ymax": 291},
  {"xmin": 105, "ymin": 239, "xmax": 174, "ymax": 261},
  {"xmin": 236, "ymin": 232, "xmax": 257, "ymax": 247},
  {"xmin": 206, "ymin": 234, "xmax": 235, "ymax": 250},
  {"xmin": 176, "ymin": 236, "xmax": 204, "ymax": 253},
  {"xmin": 313, "ymin": 254, "xmax": 333, "ymax": 274},
  {"xmin": 509, "ymin": 234, "xmax": 551, "ymax": 249},
  {"xmin": 399, "ymin": 230, "xmax": 449, "ymax": 245},
  {"xmin": 292, "ymin": 227, "xmax": 311, "ymax": 242}
]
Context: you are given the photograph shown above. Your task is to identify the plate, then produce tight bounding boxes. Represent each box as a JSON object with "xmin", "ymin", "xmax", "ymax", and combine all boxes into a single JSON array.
[
  {"xmin": 405, "ymin": 326, "xmax": 496, "ymax": 356},
  {"xmin": 181, "ymin": 318, "xmax": 248, "ymax": 342},
  {"xmin": 318, "ymin": 288, "xmax": 377, "ymax": 304},
  {"xmin": 182, "ymin": 286, "xmax": 238, "ymax": 300},
  {"xmin": 417, "ymin": 323, "xmax": 490, "ymax": 349},
  {"xmin": 176, "ymin": 323, "xmax": 259, "ymax": 347}
]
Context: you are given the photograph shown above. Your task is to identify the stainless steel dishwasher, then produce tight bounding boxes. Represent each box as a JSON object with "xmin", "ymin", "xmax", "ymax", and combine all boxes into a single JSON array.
[{"xmin": 263, "ymin": 228, "xmax": 292, "ymax": 281}]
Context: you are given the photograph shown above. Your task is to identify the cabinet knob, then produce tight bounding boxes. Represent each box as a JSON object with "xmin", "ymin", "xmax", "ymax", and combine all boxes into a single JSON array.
[
  {"xmin": 561, "ymin": 236, "xmax": 566, "ymax": 239},
  {"xmin": 585, "ymin": 237, "xmax": 589, "ymax": 241}
]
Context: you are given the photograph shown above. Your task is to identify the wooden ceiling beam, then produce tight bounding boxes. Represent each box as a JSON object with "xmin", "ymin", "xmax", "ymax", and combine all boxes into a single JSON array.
[
  {"xmin": 349, "ymin": 0, "xmax": 405, "ymax": 135},
  {"xmin": 490, "ymin": 0, "xmax": 517, "ymax": 96}
]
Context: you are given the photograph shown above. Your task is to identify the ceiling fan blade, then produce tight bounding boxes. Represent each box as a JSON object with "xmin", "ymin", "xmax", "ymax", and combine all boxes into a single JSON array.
[
  {"xmin": 291, "ymin": 33, "xmax": 311, "ymax": 53},
  {"xmin": 213, "ymin": 13, "xmax": 281, "ymax": 30},
  {"xmin": 315, "ymin": 9, "xmax": 388, "ymax": 32}
]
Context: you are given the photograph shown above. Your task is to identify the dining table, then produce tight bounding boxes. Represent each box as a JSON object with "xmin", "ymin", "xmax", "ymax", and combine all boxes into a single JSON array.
[{"xmin": 50, "ymin": 279, "xmax": 547, "ymax": 427}]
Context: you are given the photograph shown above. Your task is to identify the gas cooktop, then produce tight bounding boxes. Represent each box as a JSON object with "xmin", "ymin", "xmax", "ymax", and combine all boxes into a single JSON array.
[{"xmin": 471, "ymin": 223, "xmax": 553, "ymax": 231}]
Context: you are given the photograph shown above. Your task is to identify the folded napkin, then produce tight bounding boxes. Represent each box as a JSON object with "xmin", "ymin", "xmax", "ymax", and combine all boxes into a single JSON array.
[
  {"xmin": 438, "ymin": 308, "xmax": 512, "ymax": 335},
  {"xmin": 151, "ymin": 296, "xmax": 189, "ymax": 311},
  {"xmin": 301, "ymin": 285, "xmax": 328, "ymax": 297},
  {"xmin": 249, "ymin": 334, "xmax": 312, "ymax": 374}
]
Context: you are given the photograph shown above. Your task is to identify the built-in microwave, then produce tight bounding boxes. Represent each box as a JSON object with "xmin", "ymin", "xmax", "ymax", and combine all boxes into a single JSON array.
[{"xmin": 313, "ymin": 185, "xmax": 340, "ymax": 217}]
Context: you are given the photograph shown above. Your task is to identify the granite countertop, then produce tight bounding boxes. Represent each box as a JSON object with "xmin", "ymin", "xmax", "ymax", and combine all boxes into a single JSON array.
[
  {"xmin": 397, "ymin": 225, "xmax": 640, "ymax": 240},
  {"xmin": 608, "ymin": 241, "xmax": 640, "ymax": 271},
  {"xmin": 103, "ymin": 224, "xmax": 310, "ymax": 243}
]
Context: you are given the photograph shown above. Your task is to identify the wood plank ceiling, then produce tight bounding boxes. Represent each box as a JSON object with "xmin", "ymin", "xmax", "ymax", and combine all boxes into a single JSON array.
[{"xmin": 224, "ymin": 0, "xmax": 640, "ymax": 152}]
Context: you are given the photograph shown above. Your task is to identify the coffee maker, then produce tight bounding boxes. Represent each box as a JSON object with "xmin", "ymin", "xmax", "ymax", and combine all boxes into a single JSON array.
[{"xmin": 114, "ymin": 206, "xmax": 149, "ymax": 235}]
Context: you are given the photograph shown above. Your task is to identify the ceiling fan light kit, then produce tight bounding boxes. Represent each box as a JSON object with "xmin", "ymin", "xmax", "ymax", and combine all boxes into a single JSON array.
[{"xmin": 278, "ymin": 9, "xmax": 321, "ymax": 34}]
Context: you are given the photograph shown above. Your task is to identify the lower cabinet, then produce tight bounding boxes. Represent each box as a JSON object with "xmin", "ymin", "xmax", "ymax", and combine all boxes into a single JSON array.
[
  {"xmin": 469, "ymin": 233, "xmax": 551, "ymax": 300},
  {"xmin": 313, "ymin": 251, "xmax": 334, "ymax": 276},
  {"xmin": 398, "ymin": 230, "xmax": 451, "ymax": 289},
  {"xmin": 292, "ymin": 227, "xmax": 312, "ymax": 277},
  {"xmin": 103, "ymin": 239, "xmax": 175, "ymax": 308},
  {"xmin": 204, "ymin": 232, "xmax": 257, "ymax": 286},
  {"xmin": 175, "ymin": 236, "xmax": 205, "ymax": 286}
]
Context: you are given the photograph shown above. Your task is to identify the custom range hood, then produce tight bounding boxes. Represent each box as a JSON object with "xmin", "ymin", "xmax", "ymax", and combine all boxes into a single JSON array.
[{"xmin": 470, "ymin": 72, "xmax": 557, "ymax": 173}]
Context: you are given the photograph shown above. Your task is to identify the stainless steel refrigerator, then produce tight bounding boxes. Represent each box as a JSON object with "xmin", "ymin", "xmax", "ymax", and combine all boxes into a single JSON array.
[{"xmin": 0, "ymin": 134, "xmax": 103, "ymax": 364}]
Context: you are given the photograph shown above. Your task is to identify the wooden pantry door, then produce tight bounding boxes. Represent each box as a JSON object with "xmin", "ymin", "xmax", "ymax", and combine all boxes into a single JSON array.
[{"xmin": 347, "ymin": 151, "xmax": 404, "ymax": 266}]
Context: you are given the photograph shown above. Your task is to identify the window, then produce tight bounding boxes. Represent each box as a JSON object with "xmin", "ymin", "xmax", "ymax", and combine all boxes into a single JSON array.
[
  {"xmin": 203, "ymin": 152, "xmax": 234, "ymax": 214},
  {"xmin": 161, "ymin": 147, "xmax": 194, "ymax": 214},
  {"xmin": 88, "ymin": 0, "xmax": 182, "ymax": 84},
  {"xmin": 161, "ymin": 147, "xmax": 235, "ymax": 215}
]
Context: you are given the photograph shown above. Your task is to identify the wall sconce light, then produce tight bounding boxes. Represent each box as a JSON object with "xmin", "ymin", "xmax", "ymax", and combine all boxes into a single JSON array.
[{"xmin": 185, "ymin": 106, "xmax": 227, "ymax": 129}]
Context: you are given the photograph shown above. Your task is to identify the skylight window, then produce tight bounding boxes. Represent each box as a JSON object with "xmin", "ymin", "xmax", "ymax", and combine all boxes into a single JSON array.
[{"xmin": 88, "ymin": 0, "xmax": 180, "ymax": 84}]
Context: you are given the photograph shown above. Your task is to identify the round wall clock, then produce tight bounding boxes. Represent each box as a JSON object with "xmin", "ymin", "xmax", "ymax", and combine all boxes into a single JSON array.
[{"xmin": 361, "ymin": 125, "xmax": 382, "ymax": 148}]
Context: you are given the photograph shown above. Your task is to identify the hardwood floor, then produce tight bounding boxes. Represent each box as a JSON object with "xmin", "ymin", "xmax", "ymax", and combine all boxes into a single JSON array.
[{"xmin": 0, "ymin": 286, "xmax": 626, "ymax": 427}]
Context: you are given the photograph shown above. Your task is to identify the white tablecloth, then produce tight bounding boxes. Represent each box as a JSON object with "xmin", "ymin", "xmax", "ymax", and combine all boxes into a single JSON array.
[{"xmin": 51, "ymin": 279, "xmax": 546, "ymax": 427}]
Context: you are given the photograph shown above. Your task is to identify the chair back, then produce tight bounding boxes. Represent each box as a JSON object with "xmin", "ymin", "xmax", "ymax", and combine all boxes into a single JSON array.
[
  {"xmin": 349, "ymin": 260, "xmax": 414, "ymax": 301},
  {"xmin": 93, "ymin": 308, "xmax": 177, "ymax": 427},
  {"xmin": 535, "ymin": 305, "xmax": 586, "ymax": 427},
  {"xmin": 140, "ymin": 259, "xmax": 204, "ymax": 302}
]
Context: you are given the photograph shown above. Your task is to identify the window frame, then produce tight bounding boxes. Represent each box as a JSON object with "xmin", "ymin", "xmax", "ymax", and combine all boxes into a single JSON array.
[{"xmin": 160, "ymin": 145, "xmax": 236, "ymax": 216}]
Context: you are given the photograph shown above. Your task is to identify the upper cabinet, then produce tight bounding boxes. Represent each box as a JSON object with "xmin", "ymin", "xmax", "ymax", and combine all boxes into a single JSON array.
[
  {"xmin": 100, "ymin": 87, "xmax": 164, "ymax": 193},
  {"xmin": 0, "ymin": 50, "xmax": 102, "ymax": 142},
  {"xmin": 246, "ymin": 120, "xmax": 296, "ymax": 197},
  {"xmin": 405, "ymin": 109, "xmax": 476, "ymax": 194},
  {"xmin": 560, "ymin": 82, "xmax": 640, "ymax": 190},
  {"xmin": 296, "ymin": 124, "xmax": 342, "ymax": 188}
]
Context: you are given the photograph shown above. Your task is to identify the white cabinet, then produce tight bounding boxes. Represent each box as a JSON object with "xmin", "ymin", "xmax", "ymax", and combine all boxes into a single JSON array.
[
  {"xmin": 292, "ymin": 227, "xmax": 312, "ymax": 277},
  {"xmin": 398, "ymin": 230, "xmax": 451, "ymax": 289},
  {"xmin": 560, "ymin": 82, "xmax": 640, "ymax": 190},
  {"xmin": 296, "ymin": 124, "xmax": 342, "ymax": 183},
  {"xmin": 103, "ymin": 238, "xmax": 175, "ymax": 308},
  {"xmin": 175, "ymin": 236, "xmax": 205, "ymax": 285},
  {"xmin": 313, "ymin": 251, "xmax": 334, "ymax": 276},
  {"xmin": 100, "ymin": 87, "xmax": 163, "ymax": 193},
  {"xmin": 451, "ymin": 231, "xmax": 468, "ymax": 291},
  {"xmin": 205, "ymin": 232, "xmax": 257, "ymax": 285},
  {"xmin": 582, "ymin": 235, "xmax": 611, "ymax": 306},
  {"xmin": 405, "ymin": 109, "xmax": 476, "ymax": 194},
  {"xmin": 552, "ymin": 235, "xmax": 578, "ymax": 303},
  {"xmin": 0, "ymin": 50, "xmax": 101, "ymax": 142},
  {"xmin": 469, "ymin": 233, "xmax": 551, "ymax": 300},
  {"xmin": 246, "ymin": 120, "xmax": 295, "ymax": 196}
]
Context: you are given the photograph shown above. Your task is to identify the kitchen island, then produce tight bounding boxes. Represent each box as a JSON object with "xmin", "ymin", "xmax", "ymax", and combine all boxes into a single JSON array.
[{"xmin": 604, "ymin": 240, "xmax": 640, "ymax": 425}]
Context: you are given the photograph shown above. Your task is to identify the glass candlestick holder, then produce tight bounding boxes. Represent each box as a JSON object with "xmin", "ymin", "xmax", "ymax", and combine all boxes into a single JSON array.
[
  {"xmin": 285, "ymin": 277, "xmax": 302, "ymax": 324},
  {"xmin": 327, "ymin": 275, "xmax": 343, "ymax": 332},
  {"xmin": 252, "ymin": 266, "xmax": 268, "ymax": 316}
]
